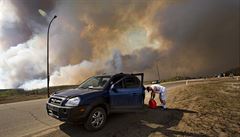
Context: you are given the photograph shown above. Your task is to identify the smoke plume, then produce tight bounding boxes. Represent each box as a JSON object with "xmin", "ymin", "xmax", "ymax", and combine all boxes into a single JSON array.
[{"xmin": 0, "ymin": 0, "xmax": 239, "ymax": 89}]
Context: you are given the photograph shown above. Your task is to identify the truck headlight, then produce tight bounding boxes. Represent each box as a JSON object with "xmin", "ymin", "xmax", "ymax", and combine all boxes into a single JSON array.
[{"xmin": 65, "ymin": 97, "xmax": 80, "ymax": 107}]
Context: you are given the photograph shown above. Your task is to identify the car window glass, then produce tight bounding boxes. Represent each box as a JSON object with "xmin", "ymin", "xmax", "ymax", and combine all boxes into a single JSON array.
[
  {"xmin": 84, "ymin": 77, "xmax": 99, "ymax": 87},
  {"xmin": 110, "ymin": 75, "xmax": 124, "ymax": 89},
  {"xmin": 114, "ymin": 80, "xmax": 124, "ymax": 89},
  {"xmin": 124, "ymin": 77, "xmax": 140, "ymax": 88},
  {"xmin": 100, "ymin": 77, "xmax": 109, "ymax": 86},
  {"xmin": 79, "ymin": 76, "xmax": 111, "ymax": 89}
]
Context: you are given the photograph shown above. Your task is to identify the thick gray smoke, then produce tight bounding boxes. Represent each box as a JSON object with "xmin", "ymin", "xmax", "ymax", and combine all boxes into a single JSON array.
[
  {"xmin": 152, "ymin": 0, "xmax": 240, "ymax": 78},
  {"xmin": 0, "ymin": 0, "xmax": 239, "ymax": 89},
  {"xmin": 114, "ymin": 0, "xmax": 240, "ymax": 80}
]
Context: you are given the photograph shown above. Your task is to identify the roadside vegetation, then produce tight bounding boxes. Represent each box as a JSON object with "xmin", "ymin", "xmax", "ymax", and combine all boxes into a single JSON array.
[
  {"xmin": 167, "ymin": 79, "xmax": 240, "ymax": 136},
  {"xmin": 0, "ymin": 85, "xmax": 78, "ymax": 104}
]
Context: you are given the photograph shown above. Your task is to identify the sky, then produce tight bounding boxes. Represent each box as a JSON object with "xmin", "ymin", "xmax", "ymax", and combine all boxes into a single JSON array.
[{"xmin": 0, "ymin": 0, "xmax": 239, "ymax": 89}]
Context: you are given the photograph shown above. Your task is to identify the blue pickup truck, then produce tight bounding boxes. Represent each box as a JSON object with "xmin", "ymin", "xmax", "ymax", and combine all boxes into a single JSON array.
[{"xmin": 46, "ymin": 73, "xmax": 145, "ymax": 131}]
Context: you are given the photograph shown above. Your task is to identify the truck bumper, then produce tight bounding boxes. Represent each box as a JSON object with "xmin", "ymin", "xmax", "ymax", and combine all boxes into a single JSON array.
[{"xmin": 46, "ymin": 103, "xmax": 89, "ymax": 123}]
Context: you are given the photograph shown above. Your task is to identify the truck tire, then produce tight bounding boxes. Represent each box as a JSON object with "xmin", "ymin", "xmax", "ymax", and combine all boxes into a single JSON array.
[{"xmin": 84, "ymin": 107, "xmax": 107, "ymax": 131}]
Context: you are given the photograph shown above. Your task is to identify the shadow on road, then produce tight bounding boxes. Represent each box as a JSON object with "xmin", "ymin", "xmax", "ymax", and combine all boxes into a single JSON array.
[{"xmin": 59, "ymin": 107, "xmax": 207, "ymax": 137}]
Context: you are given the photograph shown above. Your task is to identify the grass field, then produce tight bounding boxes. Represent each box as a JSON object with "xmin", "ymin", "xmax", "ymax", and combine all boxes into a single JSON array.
[
  {"xmin": 166, "ymin": 79, "xmax": 240, "ymax": 136},
  {"xmin": 0, "ymin": 85, "xmax": 78, "ymax": 104}
]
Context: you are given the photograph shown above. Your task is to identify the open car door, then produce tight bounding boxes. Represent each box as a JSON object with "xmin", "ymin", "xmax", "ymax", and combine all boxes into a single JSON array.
[
  {"xmin": 131, "ymin": 73, "xmax": 145, "ymax": 106},
  {"xmin": 109, "ymin": 73, "xmax": 145, "ymax": 112}
]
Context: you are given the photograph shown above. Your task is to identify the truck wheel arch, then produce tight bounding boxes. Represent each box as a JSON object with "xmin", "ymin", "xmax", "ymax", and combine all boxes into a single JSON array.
[{"xmin": 85, "ymin": 98, "xmax": 110, "ymax": 116}]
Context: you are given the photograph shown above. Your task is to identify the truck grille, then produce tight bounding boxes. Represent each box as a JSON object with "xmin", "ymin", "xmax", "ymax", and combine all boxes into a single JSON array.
[{"xmin": 49, "ymin": 96, "xmax": 64, "ymax": 106}]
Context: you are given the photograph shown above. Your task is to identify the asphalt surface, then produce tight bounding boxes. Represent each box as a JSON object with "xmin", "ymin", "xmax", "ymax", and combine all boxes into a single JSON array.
[
  {"xmin": 0, "ymin": 79, "xmax": 204, "ymax": 137},
  {"xmin": 0, "ymin": 99, "xmax": 62, "ymax": 137}
]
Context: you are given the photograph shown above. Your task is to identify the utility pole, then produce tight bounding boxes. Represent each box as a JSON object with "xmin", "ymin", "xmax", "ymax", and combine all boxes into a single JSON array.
[{"xmin": 47, "ymin": 15, "xmax": 57, "ymax": 98}]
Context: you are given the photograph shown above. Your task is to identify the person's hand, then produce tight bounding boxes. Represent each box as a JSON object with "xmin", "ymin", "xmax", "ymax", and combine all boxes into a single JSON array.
[{"xmin": 151, "ymin": 91, "xmax": 155, "ymax": 99}]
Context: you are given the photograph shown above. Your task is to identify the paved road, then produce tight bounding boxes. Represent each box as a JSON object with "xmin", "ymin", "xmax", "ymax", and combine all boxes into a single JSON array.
[
  {"xmin": 0, "ymin": 79, "xmax": 205, "ymax": 137},
  {"xmin": 0, "ymin": 99, "xmax": 62, "ymax": 137}
]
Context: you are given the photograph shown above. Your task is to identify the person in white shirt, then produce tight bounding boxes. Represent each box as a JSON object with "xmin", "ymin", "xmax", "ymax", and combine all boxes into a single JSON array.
[{"xmin": 146, "ymin": 84, "xmax": 167, "ymax": 109}]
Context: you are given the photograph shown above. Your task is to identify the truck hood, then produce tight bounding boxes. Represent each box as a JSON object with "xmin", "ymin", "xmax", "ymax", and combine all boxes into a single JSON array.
[{"xmin": 54, "ymin": 88, "xmax": 102, "ymax": 98}]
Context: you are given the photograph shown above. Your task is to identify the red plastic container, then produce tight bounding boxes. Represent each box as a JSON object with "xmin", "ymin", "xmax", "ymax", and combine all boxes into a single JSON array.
[{"xmin": 149, "ymin": 99, "xmax": 157, "ymax": 109}]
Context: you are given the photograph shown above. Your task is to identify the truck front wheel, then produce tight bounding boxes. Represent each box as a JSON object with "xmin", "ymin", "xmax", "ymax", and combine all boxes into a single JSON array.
[{"xmin": 84, "ymin": 107, "xmax": 107, "ymax": 131}]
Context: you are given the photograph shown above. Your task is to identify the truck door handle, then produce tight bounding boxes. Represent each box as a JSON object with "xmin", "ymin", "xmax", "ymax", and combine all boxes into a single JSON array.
[{"xmin": 132, "ymin": 93, "xmax": 137, "ymax": 95}]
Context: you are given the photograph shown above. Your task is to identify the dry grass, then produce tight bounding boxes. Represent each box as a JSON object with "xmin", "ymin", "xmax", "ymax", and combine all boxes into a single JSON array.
[
  {"xmin": 167, "ymin": 80, "xmax": 240, "ymax": 136},
  {"xmin": 0, "ymin": 85, "xmax": 78, "ymax": 104}
]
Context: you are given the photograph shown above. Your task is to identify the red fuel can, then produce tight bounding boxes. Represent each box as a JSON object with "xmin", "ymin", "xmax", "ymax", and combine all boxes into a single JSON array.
[{"xmin": 149, "ymin": 99, "xmax": 157, "ymax": 109}]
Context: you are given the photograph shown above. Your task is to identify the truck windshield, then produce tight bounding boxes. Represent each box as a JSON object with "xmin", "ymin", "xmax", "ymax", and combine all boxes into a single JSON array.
[{"xmin": 78, "ymin": 76, "xmax": 111, "ymax": 89}]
